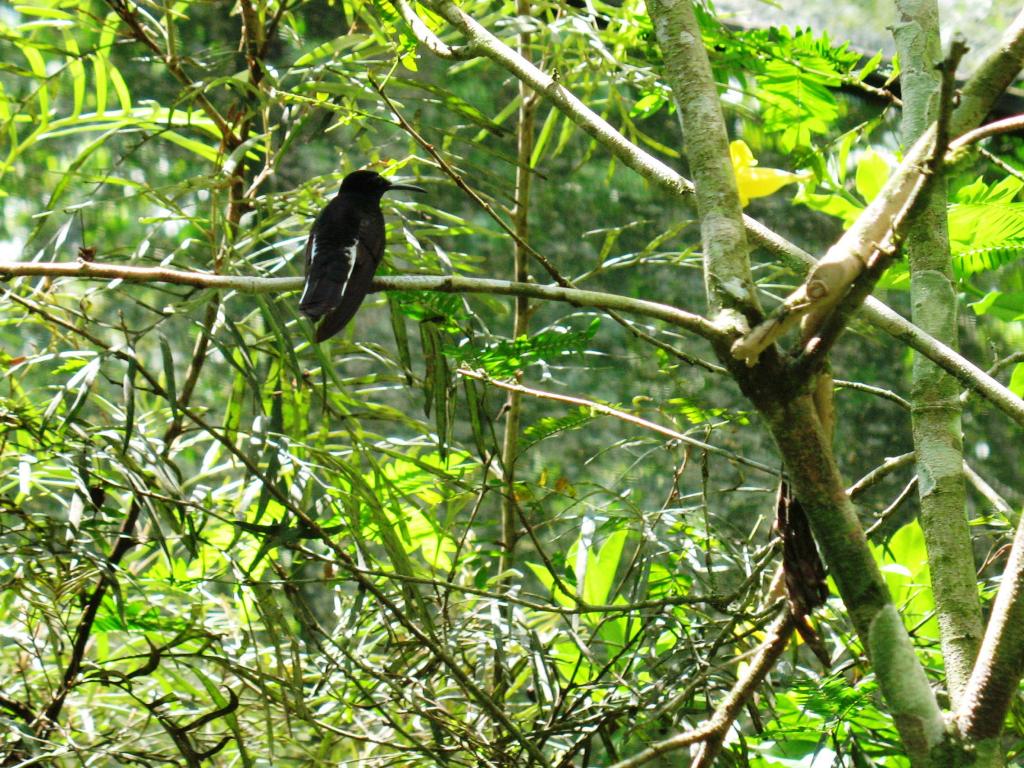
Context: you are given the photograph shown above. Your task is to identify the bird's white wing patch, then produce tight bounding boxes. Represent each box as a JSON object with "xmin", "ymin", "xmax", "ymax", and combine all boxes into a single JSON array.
[
  {"xmin": 309, "ymin": 235, "xmax": 319, "ymax": 266},
  {"xmin": 338, "ymin": 241, "xmax": 359, "ymax": 298},
  {"xmin": 298, "ymin": 233, "xmax": 321, "ymax": 306}
]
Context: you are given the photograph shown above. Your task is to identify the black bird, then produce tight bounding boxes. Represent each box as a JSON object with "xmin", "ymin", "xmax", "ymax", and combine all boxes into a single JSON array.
[{"xmin": 299, "ymin": 170, "xmax": 424, "ymax": 342}]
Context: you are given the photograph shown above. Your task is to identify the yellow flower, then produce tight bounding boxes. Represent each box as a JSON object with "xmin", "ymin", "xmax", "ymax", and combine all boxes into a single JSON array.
[{"xmin": 730, "ymin": 139, "xmax": 805, "ymax": 207}]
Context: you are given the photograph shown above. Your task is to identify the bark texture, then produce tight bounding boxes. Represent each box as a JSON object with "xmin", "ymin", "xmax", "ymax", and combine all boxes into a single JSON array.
[
  {"xmin": 756, "ymin": 388, "xmax": 948, "ymax": 764},
  {"xmin": 893, "ymin": 0, "xmax": 983, "ymax": 707},
  {"xmin": 646, "ymin": 0, "xmax": 758, "ymax": 321}
]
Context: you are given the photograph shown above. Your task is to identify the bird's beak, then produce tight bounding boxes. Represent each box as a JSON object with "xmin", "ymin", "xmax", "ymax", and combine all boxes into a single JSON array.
[{"xmin": 387, "ymin": 181, "xmax": 426, "ymax": 193}]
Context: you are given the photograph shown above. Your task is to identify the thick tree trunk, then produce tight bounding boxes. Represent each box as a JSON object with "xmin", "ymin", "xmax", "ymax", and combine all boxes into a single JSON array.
[{"xmin": 893, "ymin": 0, "xmax": 984, "ymax": 709}]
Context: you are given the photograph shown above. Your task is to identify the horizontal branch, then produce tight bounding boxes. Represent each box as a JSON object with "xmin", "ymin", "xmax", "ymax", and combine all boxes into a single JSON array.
[
  {"xmin": 867, "ymin": 298, "xmax": 1024, "ymax": 428},
  {"xmin": 6, "ymin": 259, "xmax": 1024, "ymax": 428},
  {"xmin": 950, "ymin": 112, "xmax": 1024, "ymax": 151},
  {"xmin": 0, "ymin": 260, "xmax": 724, "ymax": 342}
]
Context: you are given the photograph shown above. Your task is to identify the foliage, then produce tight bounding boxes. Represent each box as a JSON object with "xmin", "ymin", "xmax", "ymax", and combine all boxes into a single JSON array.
[{"xmin": 0, "ymin": 0, "xmax": 1022, "ymax": 766}]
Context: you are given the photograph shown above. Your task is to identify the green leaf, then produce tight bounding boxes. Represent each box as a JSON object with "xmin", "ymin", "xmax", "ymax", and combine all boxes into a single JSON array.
[
  {"xmin": 583, "ymin": 529, "xmax": 629, "ymax": 605},
  {"xmin": 521, "ymin": 407, "xmax": 597, "ymax": 453},
  {"xmin": 667, "ymin": 395, "xmax": 747, "ymax": 425},
  {"xmin": 854, "ymin": 149, "xmax": 893, "ymax": 203},
  {"xmin": 159, "ymin": 129, "xmax": 220, "ymax": 163},
  {"xmin": 122, "ymin": 359, "xmax": 136, "ymax": 454},
  {"xmin": 463, "ymin": 377, "xmax": 496, "ymax": 460},
  {"xmin": 98, "ymin": 11, "xmax": 120, "ymax": 50},
  {"xmin": 388, "ymin": 293, "xmax": 414, "ymax": 385},
  {"xmin": 870, "ymin": 521, "xmax": 938, "ymax": 641},
  {"xmin": 525, "ymin": 561, "xmax": 575, "ymax": 608},
  {"xmin": 954, "ymin": 241, "xmax": 1024, "ymax": 277},
  {"xmin": 953, "ymin": 174, "xmax": 1023, "ymax": 204},
  {"xmin": 792, "ymin": 187, "xmax": 864, "ymax": 228},
  {"xmin": 858, "ymin": 50, "xmax": 883, "ymax": 80},
  {"xmin": 947, "ymin": 180, "xmax": 1024, "ymax": 277},
  {"xmin": 293, "ymin": 34, "xmax": 370, "ymax": 66},
  {"xmin": 530, "ymin": 106, "xmax": 559, "ymax": 167},
  {"xmin": 107, "ymin": 62, "xmax": 132, "ymax": 112},
  {"xmin": 159, "ymin": 335, "xmax": 178, "ymax": 420},
  {"xmin": 62, "ymin": 356, "xmax": 101, "ymax": 428},
  {"xmin": 91, "ymin": 53, "xmax": 108, "ymax": 116},
  {"xmin": 750, "ymin": 28, "xmax": 852, "ymax": 152},
  {"xmin": 1009, "ymin": 363, "xmax": 1024, "ymax": 398},
  {"xmin": 18, "ymin": 43, "xmax": 49, "ymax": 124},
  {"xmin": 14, "ymin": 5, "xmax": 78, "ymax": 19},
  {"xmin": 969, "ymin": 290, "xmax": 1002, "ymax": 316},
  {"xmin": 390, "ymin": 290, "xmax": 465, "ymax": 332},
  {"xmin": 550, "ymin": 639, "xmax": 594, "ymax": 683},
  {"xmin": 630, "ymin": 90, "xmax": 667, "ymax": 119},
  {"xmin": 63, "ymin": 35, "xmax": 86, "ymax": 119},
  {"xmin": 419, "ymin": 320, "xmax": 450, "ymax": 458}
]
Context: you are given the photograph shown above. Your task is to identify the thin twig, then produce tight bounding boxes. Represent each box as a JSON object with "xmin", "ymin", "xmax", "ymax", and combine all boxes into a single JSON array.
[
  {"xmin": 964, "ymin": 463, "xmax": 1019, "ymax": 525},
  {"xmin": 949, "ymin": 113, "xmax": 1024, "ymax": 153},
  {"xmin": 7, "ymin": 289, "xmax": 553, "ymax": 767},
  {"xmin": 834, "ymin": 378, "xmax": 911, "ymax": 411},
  {"xmin": 409, "ymin": 0, "xmax": 1024, "ymax": 425},
  {"xmin": 609, "ymin": 611, "xmax": 797, "ymax": 768},
  {"xmin": 458, "ymin": 368, "xmax": 777, "ymax": 475},
  {"xmin": 35, "ymin": 500, "xmax": 142, "ymax": 738},
  {"xmin": 865, "ymin": 477, "xmax": 918, "ymax": 538},
  {"xmin": 846, "ymin": 451, "xmax": 915, "ymax": 498}
]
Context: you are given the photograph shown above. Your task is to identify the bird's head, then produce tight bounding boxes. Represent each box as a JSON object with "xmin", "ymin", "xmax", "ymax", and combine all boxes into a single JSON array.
[{"xmin": 339, "ymin": 170, "xmax": 425, "ymax": 197}]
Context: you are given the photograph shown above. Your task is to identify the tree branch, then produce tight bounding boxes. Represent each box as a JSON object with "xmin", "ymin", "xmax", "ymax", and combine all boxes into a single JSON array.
[
  {"xmin": 390, "ymin": 0, "xmax": 477, "ymax": 59},
  {"xmin": 374, "ymin": 76, "xmax": 723, "ymax": 371},
  {"xmin": 956, "ymin": 510, "xmax": 1024, "ymax": 744},
  {"xmin": 758, "ymin": 391, "xmax": 947, "ymax": 762},
  {"xmin": 950, "ymin": 113, "xmax": 1024, "ymax": 152},
  {"xmin": 35, "ymin": 499, "xmax": 143, "ymax": 738},
  {"xmin": 498, "ymin": 0, "xmax": 538, "ymax": 617},
  {"xmin": 866, "ymin": 299, "xmax": 1024, "ymax": 427},
  {"xmin": 6, "ymin": 288, "xmax": 554, "ymax": 768},
  {"xmin": 104, "ymin": 0, "xmax": 239, "ymax": 147},
  {"xmin": 731, "ymin": 126, "xmax": 938, "ymax": 367},
  {"xmin": 648, "ymin": 0, "xmax": 758, "ymax": 320},
  {"xmin": 0, "ymin": 260, "xmax": 725, "ymax": 342},
  {"xmin": 964, "ymin": 462, "xmax": 1018, "ymax": 525},
  {"xmin": 951, "ymin": 8, "xmax": 1024, "ymax": 136},
  {"xmin": 894, "ymin": 10, "xmax": 981, "ymax": 708}
]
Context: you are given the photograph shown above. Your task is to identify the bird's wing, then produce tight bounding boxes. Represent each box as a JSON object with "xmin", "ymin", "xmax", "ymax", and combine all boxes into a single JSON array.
[
  {"xmin": 297, "ymin": 218, "xmax": 358, "ymax": 320},
  {"xmin": 312, "ymin": 229, "xmax": 384, "ymax": 343},
  {"xmin": 309, "ymin": 240, "xmax": 382, "ymax": 342}
]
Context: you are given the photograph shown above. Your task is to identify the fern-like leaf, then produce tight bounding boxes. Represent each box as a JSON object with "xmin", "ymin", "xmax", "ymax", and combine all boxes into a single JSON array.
[
  {"xmin": 449, "ymin": 318, "xmax": 600, "ymax": 377},
  {"xmin": 521, "ymin": 407, "xmax": 599, "ymax": 453},
  {"xmin": 953, "ymin": 240, "xmax": 1024, "ymax": 277}
]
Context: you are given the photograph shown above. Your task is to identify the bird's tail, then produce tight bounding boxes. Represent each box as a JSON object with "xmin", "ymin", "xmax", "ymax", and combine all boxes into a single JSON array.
[{"xmin": 313, "ymin": 300, "xmax": 363, "ymax": 342}]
